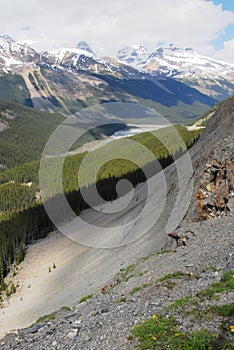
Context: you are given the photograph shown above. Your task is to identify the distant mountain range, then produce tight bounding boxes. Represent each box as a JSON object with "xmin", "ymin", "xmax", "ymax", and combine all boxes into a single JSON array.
[
  {"xmin": 0, "ymin": 35, "xmax": 233, "ymax": 121},
  {"xmin": 117, "ymin": 44, "xmax": 234, "ymax": 100}
]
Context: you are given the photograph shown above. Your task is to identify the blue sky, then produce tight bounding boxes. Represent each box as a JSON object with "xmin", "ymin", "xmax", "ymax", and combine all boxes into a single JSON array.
[
  {"xmin": 0, "ymin": 0, "xmax": 234, "ymax": 62},
  {"xmin": 210, "ymin": 0, "xmax": 234, "ymax": 11},
  {"xmin": 207, "ymin": 0, "xmax": 234, "ymax": 51}
]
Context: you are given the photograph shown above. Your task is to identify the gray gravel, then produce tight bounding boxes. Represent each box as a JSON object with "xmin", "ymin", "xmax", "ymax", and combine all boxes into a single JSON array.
[
  {"xmin": 0, "ymin": 98, "xmax": 234, "ymax": 349},
  {"xmin": 1, "ymin": 214, "xmax": 233, "ymax": 350}
]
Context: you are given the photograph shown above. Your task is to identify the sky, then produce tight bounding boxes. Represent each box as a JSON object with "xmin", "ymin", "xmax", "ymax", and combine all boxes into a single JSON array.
[{"xmin": 0, "ymin": 0, "xmax": 234, "ymax": 63}]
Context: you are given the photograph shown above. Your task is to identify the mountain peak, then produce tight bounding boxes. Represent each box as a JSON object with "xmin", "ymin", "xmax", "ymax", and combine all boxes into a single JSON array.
[
  {"xmin": 0, "ymin": 34, "xmax": 15, "ymax": 42},
  {"xmin": 117, "ymin": 45, "xmax": 149, "ymax": 65},
  {"xmin": 76, "ymin": 41, "xmax": 95, "ymax": 55}
]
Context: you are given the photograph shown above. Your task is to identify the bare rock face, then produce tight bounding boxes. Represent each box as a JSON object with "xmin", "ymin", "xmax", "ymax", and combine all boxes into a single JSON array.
[{"xmin": 196, "ymin": 135, "xmax": 233, "ymax": 220}]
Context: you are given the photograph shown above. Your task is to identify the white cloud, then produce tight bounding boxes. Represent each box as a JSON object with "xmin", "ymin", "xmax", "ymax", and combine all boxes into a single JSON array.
[
  {"xmin": 213, "ymin": 39, "xmax": 234, "ymax": 63},
  {"xmin": 0, "ymin": 0, "xmax": 233, "ymax": 61}
]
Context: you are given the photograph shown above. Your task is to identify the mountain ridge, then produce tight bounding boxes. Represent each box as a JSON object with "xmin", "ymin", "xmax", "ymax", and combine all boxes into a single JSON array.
[{"xmin": 0, "ymin": 35, "xmax": 233, "ymax": 114}]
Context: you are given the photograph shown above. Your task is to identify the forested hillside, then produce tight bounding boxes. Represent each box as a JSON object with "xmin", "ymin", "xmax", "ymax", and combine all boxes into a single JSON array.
[
  {"xmin": 0, "ymin": 99, "xmax": 64, "ymax": 168},
  {"xmin": 0, "ymin": 99, "xmax": 128, "ymax": 169},
  {"xmin": 0, "ymin": 124, "xmax": 202, "ymax": 286}
]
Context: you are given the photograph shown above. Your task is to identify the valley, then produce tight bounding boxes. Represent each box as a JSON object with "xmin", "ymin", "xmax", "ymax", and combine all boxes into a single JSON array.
[
  {"xmin": 0, "ymin": 95, "xmax": 233, "ymax": 347},
  {"xmin": 0, "ymin": 31, "xmax": 233, "ymax": 349}
]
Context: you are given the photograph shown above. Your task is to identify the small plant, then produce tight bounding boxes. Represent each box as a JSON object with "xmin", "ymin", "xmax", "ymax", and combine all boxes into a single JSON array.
[
  {"xmin": 36, "ymin": 312, "xmax": 56, "ymax": 323},
  {"xmin": 115, "ymin": 296, "xmax": 127, "ymax": 303},
  {"xmin": 48, "ymin": 267, "xmax": 51, "ymax": 273},
  {"xmin": 60, "ymin": 306, "xmax": 71, "ymax": 311},
  {"xmin": 139, "ymin": 256, "xmax": 150, "ymax": 263},
  {"xmin": 79, "ymin": 294, "xmax": 93, "ymax": 304},
  {"xmin": 130, "ymin": 283, "xmax": 151, "ymax": 296},
  {"xmin": 169, "ymin": 295, "xmax": 194, "ymax": 310},
  {"xmin": 156, "ymin": 250, "xmax": 172, "ymax": 255},
  {"xmin": 6, "ymin": 282, "xmax": 16, "ymax": 297},
  {"xmin": 121, "ymin": 264, "xmax": 137, "ymax": 280},
  {"xmin": 157, "ymin": 271, "xmax": 186, "ymax": 283},
  {"xmin": 53, "ymin": 262, "xmax": 56, "ymax": 269},
  {"xmin": 138, "ymin": 272, "xmax": 146, "ymax": 277},
  {"xmin": 12, "ymin": 270, "xmax": 18, "ymax": 277},
  {"xmin": 27, "ymin": 284, "xmax": 31, "ymax": 289}
]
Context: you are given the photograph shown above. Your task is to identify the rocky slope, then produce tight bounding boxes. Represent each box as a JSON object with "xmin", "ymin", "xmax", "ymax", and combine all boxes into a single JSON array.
[{"xmin": 0, "ymin": 99, "xmax": 233, "ymax": 349}]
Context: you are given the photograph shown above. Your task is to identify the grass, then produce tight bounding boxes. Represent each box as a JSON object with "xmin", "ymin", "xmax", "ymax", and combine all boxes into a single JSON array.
[
  {"xmin": 196, "ymin": 270, "xmax": 234, "ymax": 299},
  {"xmin": 169, "ymin": 270, "xmax": 234, "ymax": 311},
  {"xmin": 131, "ymin": 314, "xmax": 234, "ymax": 349},
  {"xmin": 120, "ymin": 264, "xmax": 137, "ymax": 281},
  {"xmin": 78, "ymin": 294, "xmax": 93, "ymax": 304},
  {"xmin": 130, "ymin": 283, "xmax": 152, "ymax": 296},
  {"xmin": 36, "ymin": 312, "xmax": 57, "ymax": 323},
  {"xmin": 120, "ymin": 250, "xmax": 172, "ymax": 282},
  {"xmin": 131, "ymin": 315, "xmax": 219, "ymax": 350},
  {"xmin": 131, "ymin": 270, "xmax": 234, "ymax": 348},
  {"xmin": 210, "ymin": 302, "xmax": 234, "ymax": 317},
  {"xmin": 157, "ymin": 271, "xmax": 187, "ymax": 283},
  {"xmin": 60, "ymin": 306, "xmax": 71, "ymax": 311},
  {"xmin": 169, "ymin": 296, "xmax": 193, "ymax": 310}
]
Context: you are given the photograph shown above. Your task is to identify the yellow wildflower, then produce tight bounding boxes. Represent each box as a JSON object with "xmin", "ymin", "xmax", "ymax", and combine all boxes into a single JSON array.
[
  {"xmin": 175, "ymin": 333, "xmax": 180, "ymax": 337},
  {"xmin": 152, "ymin": 336, "xmax": 157, "ymax": 341},
  {"xmin": 152, "ymin": 314, "xmax": 157, "ymax": 320}
]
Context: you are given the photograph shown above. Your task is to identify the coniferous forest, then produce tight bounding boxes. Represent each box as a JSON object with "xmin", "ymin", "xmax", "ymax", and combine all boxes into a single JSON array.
[{"xmin": 0, "ymin": 122, "xmax": 202, "ymax": 287}]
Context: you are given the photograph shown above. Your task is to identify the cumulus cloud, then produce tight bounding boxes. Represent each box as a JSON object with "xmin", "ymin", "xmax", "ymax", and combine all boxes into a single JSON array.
[
  {"xmin": 0, "ymin": 0, "xmax": 233, "ymax": 61},
  {"xmin": 214, "ymin": 39, "xmax": 234, "ymax": 63}
]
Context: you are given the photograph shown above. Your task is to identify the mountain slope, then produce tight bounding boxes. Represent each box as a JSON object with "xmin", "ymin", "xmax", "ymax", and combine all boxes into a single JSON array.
[
  {"xmin": 0, "ymin": 36, "xmax": 219, "ymax": 121},
  {"xmin": 0, "ymin": 99, "xmax": 64, "ymax": 168}
]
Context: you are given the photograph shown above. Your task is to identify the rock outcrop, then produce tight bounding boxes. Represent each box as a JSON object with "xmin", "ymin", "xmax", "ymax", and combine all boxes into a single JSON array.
[{"xmin": 196, "ymin": 135, "xmax": 233, "ymax": 220}]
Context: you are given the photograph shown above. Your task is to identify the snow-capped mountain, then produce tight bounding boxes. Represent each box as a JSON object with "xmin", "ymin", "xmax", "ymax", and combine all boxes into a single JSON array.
[
  {"xmin": 42, "ymin": 40, "xmax": 96, "ymax": 68},
  {"xmin": 144, "ymin": 44, "xmax": 234, "ymax": 79},
  {"xmin": 0, "ymin": 35, "xmax": 38, "ymax": 71},
  {"xmin": 43, "ymin": 47, "xmax": 94, "ymax": 66},
  {"xmin": 115, "ymin": 43, "xmax": 234, "ymax": 100},
  {"xmin": 117, "ymin": 45, "xmax": 149, "ymax": 66},
  {"xmin": 0, "ymin": 34, "xmax": 232, "ymax": 120}
]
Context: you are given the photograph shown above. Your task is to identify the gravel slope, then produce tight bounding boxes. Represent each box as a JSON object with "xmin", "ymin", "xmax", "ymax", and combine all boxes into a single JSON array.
[{"xmin": 0, "ymin": 97, "xmax": 233, "ymax": 348}]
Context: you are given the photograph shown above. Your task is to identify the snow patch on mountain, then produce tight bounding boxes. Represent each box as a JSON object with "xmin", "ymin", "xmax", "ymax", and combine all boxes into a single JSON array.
[
  {"xmin": 144, "ymin": 44, "xmax": 234, "ymax": 80},
  {"xmin": 117, "ymin": 45, "xmax": 149, "ymax": 66},
  {"xmin": 46, "ymin": 47, "xmax": 94, "ymax": 66},
  {"xmin": 0, "ymin": 35, "xmax": 38, "ymax": 70}
]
